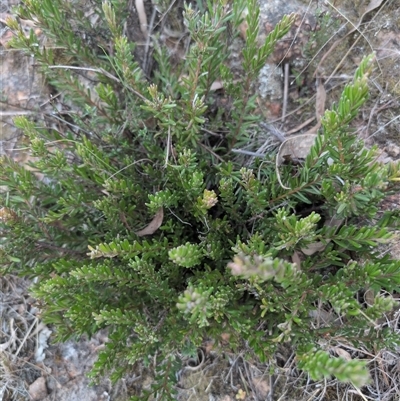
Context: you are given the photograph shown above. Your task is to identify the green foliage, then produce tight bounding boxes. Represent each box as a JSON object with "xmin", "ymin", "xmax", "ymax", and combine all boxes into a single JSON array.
[
  {"xmin": 2, "ymin": 0, "xmax": 400, "ymax": 398},
  {"xmin": 297, "ymin": 346, "xmax": 368, "ymax": 387}
]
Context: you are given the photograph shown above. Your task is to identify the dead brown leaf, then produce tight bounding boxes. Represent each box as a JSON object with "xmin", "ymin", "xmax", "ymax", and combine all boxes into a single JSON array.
[
  {"xmin": 334, "ymin": 347, "xmax": 352, "ymax": 361},
  {"xmin": 364, "ymin": 288, "xmax": 375, "ymax": 306},
  {"xmin": 134, "ymin": 207, "xmax": 164, "ymax": 237},
  {"xmin": 276, "ymin": 133, "xmax": 317, "ymax": 189},
  {"xmin": 291, "ymin": 251, "xmax": 302, "ymax": 269},
  {"xmin": 301, "ymin": 216, "xmax": 343, "ymax": 255},
  {"xmin": 276, "ymin": 134, "xmax": 317, "ymax": 166},
  {"xmin": 301, "ymin": 241, "xmax": 326, "ymax": 256},
  {"xmin": 210, "ymin": 80, "xmax": 224, "ymax": 91}
]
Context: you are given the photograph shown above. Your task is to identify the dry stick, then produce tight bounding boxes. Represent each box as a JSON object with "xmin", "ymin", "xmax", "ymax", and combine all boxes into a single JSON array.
[
  {"xmin": 376, "ymin": 351, "xmax": 391, "ymax": 388},
  {"xmin": 273, "ymin": 1, "xmax": 312, "ymax": 126},
  {"xmin": 0, "ymin": 318, "xmax": 16, "ymax": 352},
  {"xmin": 365, "ymin": 98, "xmax": 381, "ymax": 138},
  {"xmin": 155, "ymin": 0, "xmax": 178, "ymax": 27},
  {"xmin": 39, "ymin": 92, "xmax": 61, "ymax": 108},
  {"xmin": 353, "ymin": 387, "xmax": 369, "ymax": 401},
  {"xmin": 290, "ymin": 28, "xmax": 342, "ymax": 86},
  {"xmin": 48, "ymin": 65, "xmax": 148, "ymax": 102},
  {"xmin": 231, "ymin": 149, "xmax": 266, "ymax": 157},
  {"xmin": 0, "ymin": 111, "xmax": 36, "ymax": 116},
  {"xmin": 259, "ymin": 122, "xmax": 286, "ymax": 143},
  {"xmin": 368, "ymin": 114, "xmax": 400, "ymax": 139},
  {"xmin": 315, "ymin": 0, "xmax": 385, "ymax": 82},
  {"xmin": 198, "ymin": 142, "xmax": 224, "ymax": 162},
  {"xmin": 322, "ymin": 33, "xmax": 363, "ymax": 86},
  {"xmin": 237, "ymin": 363, "xmax": 251, "ymax": 396},
  {"xmin": 106, "ymin": 158, "xmax": 152, "ymax": 180},
  {"xmin": 271, "ymin": 75, "xmax": 347, "ymax": 134},
  {"xmin": 276, "ymin": 0, "xmax": 314, "ymax": 69},
  {"xmin": 257, "ymin": 92, "xmax": 316, "ymax": 124},
  {"xmin": 135, "ymin": 0, "xmax": 148, "ymax": 37},
  {"xmin": 266, "ymin": 0, "xmax": 314, "ymax": 124},
  {"xmin": 285, "ymin": 116, "xmax": 315, "ymax": 135},
  {"xmin": 97, "ymin": 68, "xmax": 148, "ymax": 102},
  {"xmin": 48, "ymin": 65, "xmax": 99, "ymax": 73},
  {"xmin": 282, "ymin": 62, "xmax": 289, "ymax": 122},
  {"xmin": 164, "ymin": 124, "xmax": 172, "ymax": 168},
  {"xmin": 13, "ymin": 318, "xmax": 42, "ymax": 358},
  {"xmin": 314, "ymin": 77, "xmax": 326, "ymax": 123},
  {"xmin": 201, "ymin": 127, "xmax": 223, "ymax": 138},
  {"xmin": 300, "ymin": 77, "xmax": 326, "ymax": 136},
  {"xmin": 291, "ymin": 0, "xmax": 386, "ymax": 103},
  {"xmin": 143, "ymin": 6, "xmax": 157, "ymax": 76},
  {"xmin": 49, "ymin": 113, "xmax": 93, "ymax": 135}
]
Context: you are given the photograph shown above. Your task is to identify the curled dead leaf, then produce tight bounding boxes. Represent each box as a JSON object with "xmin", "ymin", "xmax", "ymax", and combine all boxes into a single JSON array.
[
  {"xmin": 334, "ymin": 347, "xmax": 352, "ymax": 361},
  {"xmin": 276, "ymin": 134, "xmax": 317, "ymax": 167},
  {"xmin": 210, "ymin": 80, "xmax": 224, "ymax": 91},
  {"xmin": 276, "ymin": 133, "xmax": 317, "ymax": 189},
  {"xmin": 301, "ymin": 217, "xmax": 344, "ymax": 255},
  {"xmin": 291, "ymin": 251, "xmax": 302, "ymax": 269},
  {"xmin": 364, "ymin": 288, "xmax": 375, "ymax": 306},
  {"xmin": 301, "ymin": 241, "xmax": 326, "ymax": 256},
  {"xmin": 134, "ymin": 207, "xmax": 164, "ymax": 237}
]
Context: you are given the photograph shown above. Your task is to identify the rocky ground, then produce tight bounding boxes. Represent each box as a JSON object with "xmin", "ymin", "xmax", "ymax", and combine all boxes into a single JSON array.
[{"xmin": 1, "ymin": 0, "xmax": 400, "ymax": 400}]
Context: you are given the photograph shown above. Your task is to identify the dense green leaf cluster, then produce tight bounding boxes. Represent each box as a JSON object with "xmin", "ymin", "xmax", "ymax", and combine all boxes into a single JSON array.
[{"xmin": 2, "ymin": 0, "xmax": 400, "ymax": 398}]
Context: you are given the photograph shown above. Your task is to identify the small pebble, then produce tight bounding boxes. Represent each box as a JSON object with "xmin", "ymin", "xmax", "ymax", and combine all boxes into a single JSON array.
[{"xmin": 29, "ymin": 376, "xmax": 48, "ymax": 401}]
